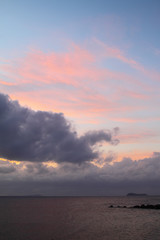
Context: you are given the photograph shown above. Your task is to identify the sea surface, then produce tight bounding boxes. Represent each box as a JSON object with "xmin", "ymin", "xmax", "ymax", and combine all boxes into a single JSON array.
[{"xmin": 0, "ymin": 196, "xmax": 160, "ymax": 240}]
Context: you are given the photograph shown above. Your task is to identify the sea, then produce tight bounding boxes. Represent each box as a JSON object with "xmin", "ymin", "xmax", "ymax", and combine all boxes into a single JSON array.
[{"xmin": 0, "ymin": 196, "xmax": 160, "ymax": 240}]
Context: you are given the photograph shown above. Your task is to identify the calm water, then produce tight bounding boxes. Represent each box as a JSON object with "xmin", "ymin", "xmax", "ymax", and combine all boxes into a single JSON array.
[{"xmin": 0, "ymin": 196, "xmax": 160, "ymax": 240}]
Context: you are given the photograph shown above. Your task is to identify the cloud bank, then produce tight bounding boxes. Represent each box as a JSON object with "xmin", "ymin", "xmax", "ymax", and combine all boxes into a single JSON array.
[
  {"xmin": 0, "ymin": 152, "xmax": 160, "ymax": 196},
  {"xmin": 0, "ymin": 92, "xmax": 119, "ymax": 164}
]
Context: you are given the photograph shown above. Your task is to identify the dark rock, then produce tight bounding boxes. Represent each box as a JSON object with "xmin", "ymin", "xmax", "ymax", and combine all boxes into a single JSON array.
[
  {"xmin": 133, "ymin": 205, "xmax": 140, "ymax": 208},
  {"xmin": 132, "ymin": 204, "xmax": 160, "ymax": 209},
  {"xmin": 109, "ymin": 204, "xmax": 160, "ymax": 210}
]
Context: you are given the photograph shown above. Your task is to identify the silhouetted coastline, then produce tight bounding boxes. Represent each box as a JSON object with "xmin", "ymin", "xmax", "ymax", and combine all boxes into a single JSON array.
[{"xmin": 127, "ymin": 193, "xmax": 148, "ymax": 196}]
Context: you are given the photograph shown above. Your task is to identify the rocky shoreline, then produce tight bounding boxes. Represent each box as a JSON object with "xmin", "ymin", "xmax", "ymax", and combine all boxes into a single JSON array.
[{"xmin": 109, "ymin": 204, "xmax": 160, "ymax": 209}]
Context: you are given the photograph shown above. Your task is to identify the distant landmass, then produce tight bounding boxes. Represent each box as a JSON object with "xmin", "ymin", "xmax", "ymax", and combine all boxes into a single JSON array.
[{"xmin": 127, "ymin": 193, "xmax": 148, "ymax": 196}]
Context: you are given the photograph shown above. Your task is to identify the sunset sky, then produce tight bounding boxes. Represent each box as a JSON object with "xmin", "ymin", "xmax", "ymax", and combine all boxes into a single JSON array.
[{"xmin": 0, "ymin": 0, "xmax": 160, "ymax": 195}]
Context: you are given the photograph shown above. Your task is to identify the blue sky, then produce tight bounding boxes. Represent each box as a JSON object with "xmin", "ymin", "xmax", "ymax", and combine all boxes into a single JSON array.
[{"xmin": 1, "ymin": 0, "xmax": 160, "ymax": 59}]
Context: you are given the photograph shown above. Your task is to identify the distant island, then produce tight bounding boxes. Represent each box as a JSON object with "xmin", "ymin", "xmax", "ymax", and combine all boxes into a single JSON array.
[{"xmin": 127, "ymin": 193, "xmax": 148, "ymax": 196}]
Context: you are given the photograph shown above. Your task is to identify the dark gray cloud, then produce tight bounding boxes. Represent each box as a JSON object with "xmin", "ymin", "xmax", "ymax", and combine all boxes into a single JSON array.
[
  {"xmin": 0, "ymin": 160, "xmax": 17, "ymax": 175},
  {"xmin": 0, "ymin": 92, "xmax": 118, "ymax": 164},
  {"xmin": 81, "ymin": 130, "xmax": 119, "ymax": 146},
  {"xmin": 0, "ymin": 166, "xmax": 16, "ymax": 174}
]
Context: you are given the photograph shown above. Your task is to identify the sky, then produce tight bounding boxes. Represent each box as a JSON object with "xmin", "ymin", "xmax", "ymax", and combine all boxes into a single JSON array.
[{"xmin": 0, "ymin": 0, "xmax": 160, "ymax": 196}]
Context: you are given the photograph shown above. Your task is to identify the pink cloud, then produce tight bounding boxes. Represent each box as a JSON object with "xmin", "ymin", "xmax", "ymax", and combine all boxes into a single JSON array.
[
  {"xmin": 94, "ymin": 38, "xmax": 141, "ymax": 68},
  {"xmin": 111, "ymin": 118, "xmax": 143, "ymax": 123},
  {"xmin": 95, "ymin": 38, "xmax": 160, "ymax": 82},
  {"xmin": 1, "ymin": 43, "xmax": 145, "ymax": 89},
  {"xmin": 0, "ymin": 41, "xmax": 158, "ymax": 126},
  {"xmin": 0, "ymin": 79, "xmax": 16, "ymax": 86},
  {"xmin": 6, "ymin": 45, "xmax": 98, "ymax": 87},
  {"xmin": 119, "ymin": 131, "xmax": 158, "ymax": 144},
  {"xmin": 9, "ymin": 88, "xmax": 115, "ymax": 119}
]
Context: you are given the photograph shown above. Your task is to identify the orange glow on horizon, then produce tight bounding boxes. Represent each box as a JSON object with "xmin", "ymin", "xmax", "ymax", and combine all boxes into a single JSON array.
[
  {"xmin": 0, "ymin": 157, "xmax": 21, "ymax": 165},
  {"xmin": 43, "ymin": 161, "xmax": 58, "ymax": 168},
  {"xmin": 115, "ymin": 151, "xmax": 153, "ymax": 162}
]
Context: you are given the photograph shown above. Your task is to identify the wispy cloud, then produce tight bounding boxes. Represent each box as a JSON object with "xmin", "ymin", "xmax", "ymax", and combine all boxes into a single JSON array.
[
  {"xmin": 1, "ymin": 41, "xmax": 157, "ymax": 121},
  {"xmin": 95, "ymin": 38, "xmax": 160, "ymax": 82},
  {"xmin": 154, "ymin": 48, "xmax": 160, "ymax": 56},
  {"xmin": 0, "ymin": 79, "xmax": 16, "ymax": 86}
]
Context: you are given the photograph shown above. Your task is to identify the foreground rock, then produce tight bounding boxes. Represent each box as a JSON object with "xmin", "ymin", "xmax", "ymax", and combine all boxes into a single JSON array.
[
  {"xmin": 132, "ymin": 204, "xmax": 160, "ymax": 209},
  {"xmin": 109, "ymin": 204, "xmax": 160, "ymax": 209}
]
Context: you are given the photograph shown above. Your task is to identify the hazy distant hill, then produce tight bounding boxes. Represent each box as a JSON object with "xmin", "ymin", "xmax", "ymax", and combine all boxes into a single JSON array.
[{"xmin": 127, "ymin": 193, "xmax": 148, "ymax": 196}]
